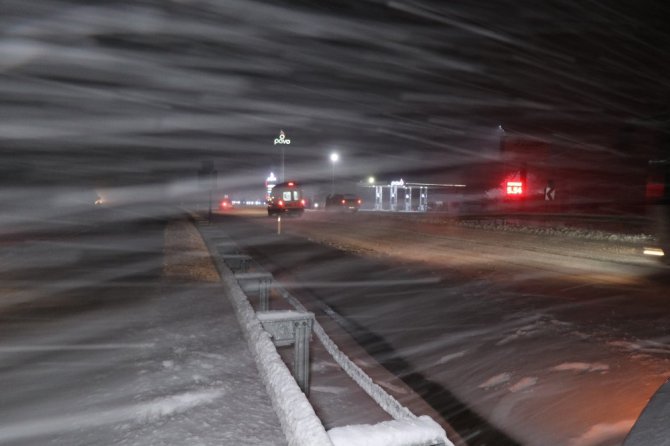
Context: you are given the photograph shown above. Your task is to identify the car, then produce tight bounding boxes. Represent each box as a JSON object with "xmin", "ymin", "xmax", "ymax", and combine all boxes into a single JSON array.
[
  {"xmin": 267, "ymin": 181, "xmax": 305, "ymax": 217},
  {"xmin": 219, "ymin": 196, "xmax": 233, "ymax": 210},
  {"xmin": 325, "ymin": 193, "xmax": 362, "ymax": 212}
]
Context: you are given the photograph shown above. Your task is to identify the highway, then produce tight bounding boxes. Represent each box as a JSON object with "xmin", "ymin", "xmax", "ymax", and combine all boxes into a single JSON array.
[{"xmin": 215, "ymin": 208, "xmax": 670, "ymax": 446}]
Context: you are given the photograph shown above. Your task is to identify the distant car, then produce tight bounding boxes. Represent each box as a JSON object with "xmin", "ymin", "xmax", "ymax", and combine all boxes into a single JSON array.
[
  {"xmin": 325, "ymin": 194, "xmax": 362, "ymax": 212},
  {"xmin": 219, "ymin": 197, "xmax": 233, "ymax": 210},
  {"xmin": 267, "ymin": 181, "xmax": 305, "ymax": 217}
]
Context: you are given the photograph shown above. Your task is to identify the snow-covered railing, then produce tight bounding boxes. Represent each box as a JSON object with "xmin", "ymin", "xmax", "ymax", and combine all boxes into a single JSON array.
[
  {"xmin": 196, "ymin": 222, "xmax": 452, "ymax": 446},
  {"xmin": 205, "ymin": 233, "xmax": 333, "ymax": 446}
]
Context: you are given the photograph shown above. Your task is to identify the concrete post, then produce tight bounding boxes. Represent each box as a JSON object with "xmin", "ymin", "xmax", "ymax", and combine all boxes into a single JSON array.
[
  {"xmin": 405, "ymin": 187, "xmax": 412, "ymax": 212},
  {"xmin": 390, "ymin": 185, "xmax": 398, "ymax": 211},
  {"xmin": 375, "ymin": 185, "xmax": 383, "ymax": 210},
  {"xmin": 419, "ymin": 186, "xmax": 428, "ymax": 212}
]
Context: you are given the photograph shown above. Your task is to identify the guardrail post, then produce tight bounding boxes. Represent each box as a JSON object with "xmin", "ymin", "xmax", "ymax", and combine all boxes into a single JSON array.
[
  {"xmin": 235, "ymin": 272, "xmax": 273, "ymax": 311},
  {"xmin": 220, "ymin": 254, "xmax": 252, "ymax": 273},
  {"xmin": 257, "ymin": 311, "xmax": 314, "ymax": 395},
  {"xmin": 294, "ymin": 319, "xmax": 311, "ymax": 394},
  {"xmin": 216, "ymin": 240, "xmax": 240, "ymax": 255}
]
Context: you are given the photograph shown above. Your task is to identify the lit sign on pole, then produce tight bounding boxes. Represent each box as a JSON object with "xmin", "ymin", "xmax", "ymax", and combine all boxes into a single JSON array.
[
  {"xmin": 274, "ymin": 130, "xmax": 291, "ymax": 145},
  {"xmin": 506, "ymin": 181, "xmax": 523, "ymax": 195},
  {"xmin": 274, "ymin": 130, "xmax": 290, "ymax": 182},
  {"xmin": 265, "ymin": 172, "xmax": 277, "ymax": 200}
]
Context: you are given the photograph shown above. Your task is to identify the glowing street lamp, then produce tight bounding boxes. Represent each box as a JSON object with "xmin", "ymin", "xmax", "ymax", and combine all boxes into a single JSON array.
[
  {"xmin": 329, "ymin": 152, "xmax": 339, "ymax": 193},
  {"xmin": 367, "ymin": 176, "xmax": 375, "ymax": 184}
]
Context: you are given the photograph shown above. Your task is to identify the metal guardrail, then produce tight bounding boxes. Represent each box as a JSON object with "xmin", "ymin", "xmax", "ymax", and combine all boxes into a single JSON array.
[{"xmin": 199, "ymin": 224, "xmax": 451, "ymax": 446}]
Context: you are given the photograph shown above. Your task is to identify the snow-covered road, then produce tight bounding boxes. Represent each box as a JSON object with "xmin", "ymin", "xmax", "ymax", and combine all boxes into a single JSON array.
[{"xmin": 219, "ymin": 208, "xmax": 670, "ymax": 446}]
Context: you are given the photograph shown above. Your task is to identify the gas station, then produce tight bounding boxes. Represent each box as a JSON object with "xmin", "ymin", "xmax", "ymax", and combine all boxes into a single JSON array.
[{"xmin": 359, "ymin": 179, "xmax": 466, "ymax": 212}]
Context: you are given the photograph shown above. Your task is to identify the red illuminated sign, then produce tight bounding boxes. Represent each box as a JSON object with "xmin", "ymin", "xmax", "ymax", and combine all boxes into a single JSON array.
[{"xmin": 506, "ymin": 181, "xmax": 523, "ymax": 195}]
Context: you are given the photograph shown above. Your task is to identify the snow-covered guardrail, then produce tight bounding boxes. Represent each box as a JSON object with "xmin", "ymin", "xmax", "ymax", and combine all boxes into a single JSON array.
[
  {"xmin": 205, "ymin": 234, "xmax": 333, "ymax": 446},
  {"xmin": 197, "ymin": 221, "xmax": 452, "ymax": 446}
]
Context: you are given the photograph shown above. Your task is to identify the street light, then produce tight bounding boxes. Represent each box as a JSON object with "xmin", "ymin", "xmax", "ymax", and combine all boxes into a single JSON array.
[
  {"xmin": 367, "ymin": 176, "xmax": 375, "ymax": 184},
  {"xmin": 329, "ymin": 152, "xmax": 339, "ymax": 193}
]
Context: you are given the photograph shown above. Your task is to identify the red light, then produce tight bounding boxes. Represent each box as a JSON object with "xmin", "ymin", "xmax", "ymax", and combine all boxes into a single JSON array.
[
  {"xmin": 357, "ymin": 199, "xmax": 362, "ymax": 204},
  {"xmin": 506, "ymin": 181, "xmax": 523, "ymax": 195},
  {"xmin": 300, "ymin": 199, "xmax": 305, "ymax": 205},
  {"xmin": 341, "ymin": 199, "xmax": 346, "ymax": 204},
  {"xmin": 287, "ymin": 182, "xmax": 294, "ymax": 187},
  {"xmin": 647, "ymin": 182, "xmax": 664, "ymax": 200},
  {"xmin": 221, "ymin": 201, "xmax": 229, "ymax": 207},
  {"xmin": 278, "ymin": 200, "xmax": 284, "ymax": 207}
]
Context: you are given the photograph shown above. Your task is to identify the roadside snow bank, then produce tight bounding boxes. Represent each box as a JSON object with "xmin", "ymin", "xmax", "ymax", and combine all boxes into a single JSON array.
[
  {"xmin": 458, "ymin": 219, "xmax": 652, "ymax": 243},
  {"xmin": 328, "ymin": 416, "xmax": 451, "ymax": 446}
]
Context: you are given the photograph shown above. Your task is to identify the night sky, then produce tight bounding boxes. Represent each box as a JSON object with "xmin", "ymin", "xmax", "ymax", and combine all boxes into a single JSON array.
[{"xmin": 1, "ymin": 0, "xmax": 669, "ymax": 195}]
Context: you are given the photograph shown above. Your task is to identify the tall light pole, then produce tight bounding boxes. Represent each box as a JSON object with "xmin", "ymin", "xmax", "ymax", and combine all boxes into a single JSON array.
[
  {"xmin": 329, "ymin": 152, "xmax": 339, "ymax": 194},
  {"xmin": 274, "ymin": 130, "xmax": 291, "ymax": 182}
]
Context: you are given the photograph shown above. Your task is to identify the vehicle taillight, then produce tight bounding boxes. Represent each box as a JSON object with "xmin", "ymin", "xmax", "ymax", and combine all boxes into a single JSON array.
[
  {"xmin": 221, "ymin": 201, "xmax": 228, "ymax": 207},
  {"xmin": 288, "ymin": 182, "xmax": 294, "ymax": 187},
  {"xmin": 341, "ymin": 199, "xmax": 346, "ymax": 204},
  {"xmin": 357, "ymin": 199, "xmax": 362, "ymax": 204},
  {"xmin": 300, "ymin": 199, "xmax": 305, "ymax": 206},
  {"xmin": 278, "ymin": 200, "xmax": 284, "ymax": 207},
  {"xmin": 647, "ymin": 182, "xmax": 664, "ymax": 200}
]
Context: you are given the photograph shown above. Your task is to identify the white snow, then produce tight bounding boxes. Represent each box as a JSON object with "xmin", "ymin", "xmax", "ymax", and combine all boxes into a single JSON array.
[
  {"xmin": 436, "ymin": 350, "xmax": 467, "ymax": 364},
  {"xmin": 551, "ymin": 362, "xmax": 610, "ymax": 373},
  {"xmin": 328, "ymin": 416, "xmax": 452, "ymax": 446},
  {"xmin": 568, "ymin": 419, "xmax": 636, "ymax": 446},
  {"xmin": 478, "ymin": 373, "xmax": 512, "ymax": 389},
  {"xmin": 509, "ymin": 377, "xmax": 538, "ymax": 393},
  {"xmin": 0, "ymin": 390, "xmax": 226, "ymax": 443}
]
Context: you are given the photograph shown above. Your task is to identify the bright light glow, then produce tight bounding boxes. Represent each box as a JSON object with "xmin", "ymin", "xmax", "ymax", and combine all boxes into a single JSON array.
[
  {"xmin": 367, "ymin": 176, "xmax": 375, "ymax": 184},
  {"xmin": 506, "ymin": 181, "xmax": 523, "ymax": 195},
  {"xmin": 330, "ymin": 152, "xmax": 339, "ymax": 163},
  {"xmin": 278, "ymin": 200, "xmax": 284, "ymax": 207},
  {"xmin": 357, "ymin": 199, "xmax": 362, "ymax": 204},
  {"xmin": 643, "ymin": 247, "xmax": 665, "ymax": 257},
  {"xmin": 287, "ymin": 181, "xmax": 295, "ymax": 187},
  {"xmin": 341, "ymin": 199, "xmax": 346, "ymax": 204},
  {"xmin": 300, "ymin": 199, "xmax": 305, "ymax": 206},
  {"xmin": 314, "ymin": 203, "xmax": 319, "ymax": 208}
]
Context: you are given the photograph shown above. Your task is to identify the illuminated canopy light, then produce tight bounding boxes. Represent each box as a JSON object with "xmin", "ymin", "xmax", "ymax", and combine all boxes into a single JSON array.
[{"xmin": 330, "ymin": 152, "xmax": 339, "ymax": 163}]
